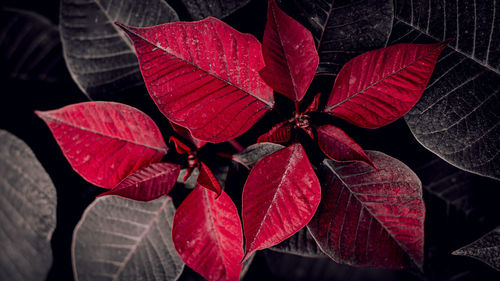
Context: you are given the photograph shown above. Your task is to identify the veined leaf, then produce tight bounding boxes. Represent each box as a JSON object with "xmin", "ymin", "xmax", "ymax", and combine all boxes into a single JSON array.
[
  {"xmin": 257, "ymin": 120, "xmax": 292, "ymax": 144},
  {"xmin": 270, "ymin": 227, "xmax": 325, "ymax": 258},
  {"xmin": 308, "ymin": 151, "xmax": 424, "ymax": 270},
  {"xmin": 452, "ymin": 226, "xmax": 500, "ymax": 271},
  {"xmin": 36, "ymin": 101, "xmax": 168, "ymax": 188},
  {"xmin": 171, "ymin": 122, "xmax": 207, "ymax": 149},
  {"xmin": 197, "ymin": 162, "xmax": 222, "ymax": 195},
  {"xmin": 117, "ymin": 18, "xmax": 274, "ymax": 143},
  {"xmin": 0, "ymin": 130, "xmax": 57, "ymax": 281},
  {"xmin": 60, "ymin": 0, "xmax": 179, "ymax": 99},
  {"xmin": 72, "ymin": 196, "xmax": 184, "ymax": 281},
  {"xmin": 181, "ymin": 0, "xmax": 250, "ymax": 20}
]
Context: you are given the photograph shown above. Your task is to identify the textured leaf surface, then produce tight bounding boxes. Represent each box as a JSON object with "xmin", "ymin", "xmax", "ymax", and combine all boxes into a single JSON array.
[
  {"xmin": 276, "ymin": 0, "xmax": 393, "ymax": 76},
  {"xmin": 390, "ymin": 1, "xmax": 500, "ymax": 180},
  {"xmin": 259, "ymin": 0, "xmax": 318, "ymax": 101},
  {"xmin": 232, "ymin": 142, "xmax": 284, "ymax": 168},
  {"xmin": 36, "ymin": 101, "xmax": 168, "ymax": 188},
  {"xmin": 72, "ymin": 196, "xmax": 184, "ymax": 281},
  {"xmin": 117, "ymin": 18, "xmax": 274, "ymax": 143},
  {"xmin": 0, "ymin": 130, "xmax": 57, "ymax": 281},
  {"xmin": 324, "ymin": 42, "xmax": 447, "ymax": 128},
  {"xmin": 1, "ymin": 8, "xmax": 66, "ymax": 83},
  {"xmin": 98, "ymin": 163, "xmax": 180, "ymax": 202},
  {"xmin": 173, "ymin": 186, "xmax": 243, "ymax": 281},
  {"xmin": 181, "ymin": 0, "xmax": 250, "ymax": 20},
  {"xmin": 317, "ymin": 125, "xmax": 374, "ymax": 167},
  {"xmin": 453, "ymin": 226, "xmax": 500, "ymax": 271},
  {"xmin": 270, "ymin": 227, "xmax": 325, "ymax": 258},
  {"xmin": 257, "ymin": 121, "xmax": 292, "ymax": 144},
  {"xmin": 197, "ymin": 162, "xmax": 222, "ymax": 195},
  {"xmin": 308, "ymin": 151, "xmax": 424, "ymax": 270},
  {"xmin": 242, "ymin": 143, "xmax": 321, "ymax": 260},
  {"xmin": 60, "ymin": 0, "xmax": 179, "ymax": 98}
]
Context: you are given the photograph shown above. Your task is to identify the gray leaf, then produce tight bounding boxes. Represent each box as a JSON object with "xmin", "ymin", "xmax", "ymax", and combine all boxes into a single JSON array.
[
  {"xmin": 276, "ymin": 0, "xmax": 394, "ymax": 76},
  {"xmin": 269, "ymin": 227, "xmax": 325, "ymax": 258},
  {"xmin": 60, "ymin": 0, "xmax": 179, "ymax": 99},
  {"xmin": 453, "ymin": 226, "xmax": 500, "ymax": 271},
  {"xmin": 72, "ymin": 196, "xmax": 184, "ymax": 281},
  {"xmin": 181, "ymin": 0, "xmax": 250, "ymax": 20},
  {"xmin": 390, "ymin": 0, "xmax": 500, "ymax": 180},
  {"xmin": 0, "ymin": 130, "xmax": 57, "ymax": 281},
  {"xmin": 232, "ymin": 142, "xmax": 284, "ymax": 168}
]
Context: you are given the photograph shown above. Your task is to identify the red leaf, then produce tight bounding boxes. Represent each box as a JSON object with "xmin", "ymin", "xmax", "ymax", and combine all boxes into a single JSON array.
[
  {"xmin": 257, "ymin": 120, "xmax": 292, "ymax": 144},
  {"xmin": 308, "ymin": 151, "xmax": 424, "ymax": 270},
  {"xmin": 242, "ymin": 143, "xmax": 321, "ymax": 260},
  {"xmin": 36, "ymin": 102, "xmax": 168, "ymax": 188},
  {"xmin": 197, "ymin": 162, "xmax": 222, "ymax": 195},
  {"xmin": 324, "ymin": 41, "xmax": 448, "ymax": 128},
  {"xmin": 316, "ymin": 125, "xmax": 375, "ymax": 168},
  {"xmin": 171, "ymin": 122, "xmax": 207, "ymax": 149},
  {"xmin": 116, "ymin": 19, "xmax": 274, "ymax": 143},
  {"xmin": 98, "ymin": 163, "xmax": 180, "ymax": 202},
  {"xmin": 259, "ymin": 0, "xmax": 318, "ymax": 102},
  {"xmin": 305, "ymin": 93, "xmax": 321, "ymax": 113},
  {"xmin": 169, "ymin": 136, "xmax": 193, "ymax": 155},
  {"xmin": 173, "ymin": 186, "xmax": 243, "ymax": 281}
]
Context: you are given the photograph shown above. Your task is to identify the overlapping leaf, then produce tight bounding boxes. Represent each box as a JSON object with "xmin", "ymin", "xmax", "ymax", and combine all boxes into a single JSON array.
[
  {"xmin": 72, "ymin": 196, "xmax": 184, "ymax": 281},
  {"xmin": 0, "ymin": 130, "xmax": 57, "ymax": 281},
  {"xmin": 270, "ymin": 227, "xmax": 325, "ymax": 258},
  {"xmin": 308, "ymin": 151, "xmax": 424, "ymax": 270},
  {"xmin": 232, "ymin": 142, "xmax": 284, "ymax": 168},
  {"xmin": 257, "ymin": 120, "xmax": 292, "ymax": 144},
  {"xmin": 452, "ymin": 226, "xmax": 500, "ymax": 271},
  {"xmin": 324, "ymin": 42, "xmax": 448, "ymax": 128},
  {"xmin": 171, "ymin": 122, "xmax": 206, "ymax": 149},
  {"xmin": 36, "ymin": 101, "xmax": 168, "ymax": 188},
  {"xmin": 242, "ymin": 143, "xmax": 321, "ymax": 260},
  {"xmin": 181, "ymin": 0, "xmax": 250, "ymax": 20},
  {"xmin": 60, "ymin": 0, "xmax": 179, "ymax": 98},
  {"xmin": 173, "ymin": 186, "xmax": 243, "ymax": 281},
  {"xmin": 117, "ymin": 18, "xmax": 274, "ymax": 143},
  {"xmin": 197, "ymin": 162, "xmax": 222, "ymax": 195}
]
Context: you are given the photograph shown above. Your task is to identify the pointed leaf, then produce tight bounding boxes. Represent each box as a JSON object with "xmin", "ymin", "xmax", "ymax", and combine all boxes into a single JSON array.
[
  {"xmin": 452, "ymin": 226, "xmax": 500, "ymax": 271},
  {"xmin": 197, "ymin": 162, "xmax": 222, "ymax": 195},
  {"xmin": 170, "ymin": 136, "xmax": 194, "ymax": 155},
  {"xmin": 270, "ymin": 227, "xmax": 325, "ymax": 258},
  {"xmin": 117, "ymin": 18, "xmax": 274, "ymax": 143},
  {"xmin": 276, "ymin": 0, "xmax": 394, "ymax": 76},
  {"xmin": 232, "ymin": 142, "xmax": 285, "ymax": 168},
  {"xmin": 257, "ymin": 120, "xmax": 292, "ymax": 144},
  {"xmin": 305, "ymin": 93, "xmax": 321, "ymax": 113},
  {"xmin": 98, "ymin": 163, "xmax": 180, "ymax": 201},
  {"xmin": 324, "ymin": 41, "xmax": 448, "ymax": 128},
  {"xmin": 181, "ymin": 0, "xmax": 250, "ymax": 20},
  {"xmin": 171, "ymin": 122, "xmax": 207, "ymax": 149},
  {"xmin": 308, "ymin": 151, "xmax": 424, "ymax": 270},
  {"xmin": 0, "ymin": 130, "xmax": 57, "ymax": 281},
  {"xmin": 242, "ymin": 143, "xmax": 321, "ymax": 260},
  {"xmin": 173, "ymin": 186, "xmax": 243, "ymax": 281},
  {"xmin": 60, "ymin": 0, "xmax": 179, "ymax": 98},
  {"xmin": 259, "ymin": 0, "xmax": 318, "ymax": 101},
  {"xmin": 36, "ymin": 101, "xmax": 168, "ymax": 188},
  {"xmin": 72, "ymin": 196, "xmax": 184, "ymax": 281},
  {"xmin": 317, "ymin": 125, "xmax": 374, "ymax": 167}
]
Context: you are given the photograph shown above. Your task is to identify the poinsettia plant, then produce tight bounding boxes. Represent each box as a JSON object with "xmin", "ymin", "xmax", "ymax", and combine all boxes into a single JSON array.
[{"xmin": 33, "ymin": 0, "xmax": 454, "ymax": 280}]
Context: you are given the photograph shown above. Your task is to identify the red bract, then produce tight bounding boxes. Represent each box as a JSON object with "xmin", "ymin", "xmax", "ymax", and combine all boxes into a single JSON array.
[
  {"xmin": 257, "ymin": 120, "xmax": 292, "ymax": 144},
  {"xmin": 170, "ymin": 122, "xmax": 207, "ymax": 149},
  {"xmin": 197, "ymin": 162, "xmax": 222, "ymax": 195},
  {"xmin": 308, "ymin": 151, "xmax": 424, "ymax": 270},
  {"xmin": 242, "ymin": 143, "xmax": 321, "ymax": 260},
  {"xmin": 173, "ymin": 186, "xmax": 243, "ymax": 281},
  {"xmin": 98, "ymin": 163, "xmax": 180, "ymax": 201},
  {"xmin": 116, "ymin": 18, "xmax": 274, "ymax": 143},
  {"xmin": 36, "ymin": 102, "xmax": 168, "ymax": 188}
]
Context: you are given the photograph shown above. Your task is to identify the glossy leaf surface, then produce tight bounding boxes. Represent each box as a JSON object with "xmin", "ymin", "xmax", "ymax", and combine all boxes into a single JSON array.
[
  {"xmin": 317, "ymin": 125, "xmax": 374, "ymax": 167},
  {"xmin": 98, "ymin": 163, "xmax": 180, "ymax": 202},
  {"xmin": 36, "ymin": 101, "xmax": 168, "ymax": 188},
  {"xmin": 259, "ymin": 0, "xmax": 318, "ymax": 101},
  {"xmin": 173, "ymin": 186, "xmax": 243, "ymax": 281},
  {"xmin": 117, "ymin": 18, "xmax": 274, "ymax": 143},
  {"xmin": 308, "ymin": 151, "xmax": 424, "ymax": 270},
  {"xmin": 73, "ymin": 196, "xmax": 184, "ymax": 281},
  {"xmin": 181, "ymin": 0, "xmax": 250, "ymax": 20},
  {"xmin": 232, "ymin": 142, "xmax": 284, "ymax": 168},
  {"xmin": 257, "ymin": 121, "xmax": 292, "ymax": 144},
  {"xmin": 197, "ymin": 162, "xmax": 222, "ymax": 195},
  {"xmin": 452, "ymin": 226, "xmax": 500, "ymax": 271},
  {"xmin": 242, "ymin": 143, "xmax": 321, "ymax": 260},
  {"xmin": 324, "ymin": 42, "xmax": 448, "ymax": 128},
  {"xmin": 0, "ymin": 130, "xmax": 57, "ymax": 281}
]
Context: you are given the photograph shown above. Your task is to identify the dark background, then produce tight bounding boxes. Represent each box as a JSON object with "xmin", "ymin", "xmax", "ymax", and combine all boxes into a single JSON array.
[{"xmin": 1, "ymin": 0, "xmax": 499, "ymax": 280}]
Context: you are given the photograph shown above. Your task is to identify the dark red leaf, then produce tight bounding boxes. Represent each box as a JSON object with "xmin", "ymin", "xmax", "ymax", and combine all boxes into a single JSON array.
[
  {"xmin": 316, "ymin": 125, "xmax": 375, "ymax": 168},
  {"xmin": 116, "ymin": 19, "xmax": 274, "ymax": 143},
  {"xmin": 259, "ymin": 0, "xmax": 318, "ymax": 102},
  {"xmin": 305, "ymin": 93, "xmax": 321, "ymax": 113},
  {"xmin": 324, "ymin": 41, "xmax": 448, "ymax": 128},
  {"xmin": 36, "ymin": 102, "xmax": 168, "ymax": 188},
  {"xmin": 171, "ymin": 122, "xmax": 207, "ymax": 149},
  {"xmin": 308, "ymin": 151, "xmax": 424, "ymax": 270},
  {"xmin": 169, "ymin": 136, "xmax": 193, "ymax": 155},
  {"xmin": 173, "ymin": 185, "xmax": 243, "ymax": 281},
  {"xmin": 242, "ymin": 143, "xmax": 321, "ymax": 260},
  {"xmin": 197, "ymin": 162, "xmax": 222, "ymax": 195},
  {"xmin": 98, "ymin": 163, "xmax": 180, "ymax": 202},
  {"xmin": 257, "ymin": 120, "xmax": 292, "ymax": 144}
]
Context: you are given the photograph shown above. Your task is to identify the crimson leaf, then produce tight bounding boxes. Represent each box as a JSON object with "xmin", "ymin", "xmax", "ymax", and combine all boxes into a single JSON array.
[
  {"xmin": 117, "ymin": 18, "xmax": 274, "ymax": 143},
  {"xmin": 197, "ymin": 162, "xmax": 223, "ymax": 195},
  {"xmin": 242, "ymin": 143, "xmax": 321, "ymax": 261},
  {"xmin": 324, "ymin": 42, "xmax": 448, "ymax": 128},
  {"xmin": 171, "ymin": 122, "xmax": 207, "ymax": 149},
  {"xmin": 173, "ymin": 186, "xmax": 243, "ymax": 281},
  {"xmin": 308, "ymin": 151, "xmax": 424, "ymax": 270},
  {"xmin": 36, "ymin": 101, "xmax": 168, "ymax": 188},
  {"xmin": 257, "ymin": 120, "xmax": 292, "ymax": 144}
]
